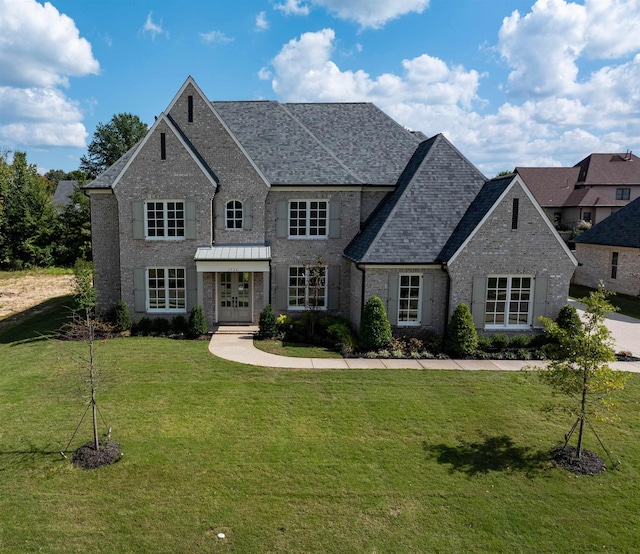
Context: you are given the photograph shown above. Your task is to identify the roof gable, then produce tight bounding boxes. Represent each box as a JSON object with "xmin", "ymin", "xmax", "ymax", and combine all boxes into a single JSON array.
[
  {"xmin": 84, "ymin": 112, "xmax": 218, "ymax": 191},
  {"xmin": 344, "ymin": 134, "xmax": 487, "ymax": 264},
  {"xmin": 575, "ymin": 152, "xmax": 640, "ymax": 185},
  {"xmin": 574, "ymin": 195, "xmax": 640, "ymax": 248}
]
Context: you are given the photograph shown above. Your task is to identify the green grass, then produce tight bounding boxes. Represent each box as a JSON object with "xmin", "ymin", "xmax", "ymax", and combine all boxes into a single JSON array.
[
  {"xmin": 570, "ymin": 283, "xmax": 640, "ymax": 320},
  {"xmin": 0, "ymin": 267, "xmax": 73, "ymax": 280},
  {"xmin": 1, "ymin": 305, "xmax": 640, "ymax": 552},
  {"xmin": 254, "ymin": 338, "xmax": 342, "ymax": 358}
]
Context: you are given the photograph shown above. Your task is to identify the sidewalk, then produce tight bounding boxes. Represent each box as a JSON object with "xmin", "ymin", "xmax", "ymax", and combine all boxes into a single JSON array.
[{"xmin": 208, "ymin": 327, "xmax": 640, "ymax": 372}]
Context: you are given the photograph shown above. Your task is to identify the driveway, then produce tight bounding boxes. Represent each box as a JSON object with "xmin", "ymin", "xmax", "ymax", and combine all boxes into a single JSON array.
[{"xmin": 569, "ymin": 299, "xmax": 640, "ymax": 357}]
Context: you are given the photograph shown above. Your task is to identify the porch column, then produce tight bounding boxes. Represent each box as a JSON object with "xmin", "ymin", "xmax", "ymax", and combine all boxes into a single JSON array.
[
  {"xmin": 197, "ymin": 271, "xmax": 204, "ymax": 307},
  {"xmin": 263, "ymin": 271, "xmax": 270, "ymax": 306}
]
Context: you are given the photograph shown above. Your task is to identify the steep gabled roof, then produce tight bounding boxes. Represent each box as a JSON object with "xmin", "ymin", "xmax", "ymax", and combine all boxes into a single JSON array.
[
  {"xmin": 575, "ymin": 152, "xmax": 640, "ymax": 185},
  {"xmin": 344, "ymin": 134, "xmax": 486, "ymax": 264},
  {"xmin": 212, "ymin": 100, "xmax": 421, "ymax": 186},
  {"xmin": 84, "ymin": 113, "xmax": 218, "ymax": 191},
  {"xmin": 574, "ymin": 196, "xmax": 640, "ymax": 248},
  {"xmin": 515, "ymin": 167, "xmax": 580, "ymax": 208}
]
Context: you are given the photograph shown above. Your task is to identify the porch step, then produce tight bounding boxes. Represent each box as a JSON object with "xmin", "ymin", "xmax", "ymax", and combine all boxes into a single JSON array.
[{"xmin": 214, "ymin": 325, "xmax": 259, "ymax": 335}]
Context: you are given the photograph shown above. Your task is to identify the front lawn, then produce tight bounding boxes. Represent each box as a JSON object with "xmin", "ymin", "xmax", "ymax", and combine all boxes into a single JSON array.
[
  {"xmin": 570, "ymin": 283, "xmax": 640, "ymax": 320},
  {"xmin": 1, "ymin": 328, "xmax": 639, "ymax": 552},
  {"xmin": 253, "ymin": 338, "xmax": 343, "ymax": 358}
]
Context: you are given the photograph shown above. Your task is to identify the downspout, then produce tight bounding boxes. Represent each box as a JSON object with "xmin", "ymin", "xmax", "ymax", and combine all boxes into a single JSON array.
[
  {"xmin": 441, "ymin": 261, "xmax": 451, "ymax": 338},
  {"xmin": 356, "ymin": 262, "xmax": 366, "ymax": 328}
]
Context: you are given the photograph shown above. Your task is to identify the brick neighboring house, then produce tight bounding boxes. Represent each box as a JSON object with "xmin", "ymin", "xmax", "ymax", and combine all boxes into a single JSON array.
[
  {"xmin": 516, "ymin": 152, "xmax": 640, "ymax": 228},
  {"xmin": 84, "ymin": 77, "xmax": 577, "ymax": 335},
  {"xmin": 573, "ymin": 196, "xmax": 640, "ymax": 297}
]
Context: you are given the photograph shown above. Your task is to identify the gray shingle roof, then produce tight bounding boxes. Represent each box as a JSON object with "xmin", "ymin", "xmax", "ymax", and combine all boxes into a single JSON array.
[
  {"xmin": 344, "ymin": 134, "xmax": 487, "ymax": 264},
  {"xmin": 212, "ymin": 101, "xmax": 420, "ymax": 185},
  {"xmin": 83, "ymin": 143, "xmax": 140, "ymax": 189},
  {"xmin": 573, "ymin": 195, "xmax": 640, "ymax": 248},
  {"xmin": 52, "ymin": 180, "xmax": 77, "ymax": 207}
]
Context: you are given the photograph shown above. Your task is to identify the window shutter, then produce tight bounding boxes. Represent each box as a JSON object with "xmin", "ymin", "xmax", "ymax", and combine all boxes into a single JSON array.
[
  {"xmin": 185, "ymin": 201, "xmax": 196, "ymax": 239},
  {"xmin": 134, "ymin": 268, "xmax": 146, "ymax": 312},
  {"xmin": 421, "ymin": 273, "xmax": 434, "ymax": 326},
  {"xmin": 215, "ymin": 200, "xmax": 224, "ymax": 230},
  {"xmin": 387, "ymin": 273, "xmax": 399, "ymax": 326},
  {"xmin": 532, "ymin": 275, "xmax": 549, "ymax": 328},
  {"xmin": 274, "ymin": 266, "xmax": 288, "ymax": 310},
  {"xmin": 133, "ymin": 201, "xmax": 144, "ymax": 239},
  {"xmin": 244, "ymin": 201, "xmax": 253, "ymax": 230},
  {"xmin": 471, "ymin": 275, "xmax": 486, "ymax": 329},
  {"xmin": 187, "ymin": 266, "xmax": 197, "ymax": 311},
  {"xmin": 328, "ymin": 266, "xmax": 340, "ymax": 310},
  {"xmin": 276, "ymin": 201, "xmax": 288, "ymax": 238},
  {"xmin": 329, "ymin": 200, "xmax": 341, "ymax": 238}
]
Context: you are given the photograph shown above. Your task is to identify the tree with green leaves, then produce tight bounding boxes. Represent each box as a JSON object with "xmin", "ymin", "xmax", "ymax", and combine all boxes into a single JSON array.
[
  {"xmin": 80, "ymin": 113, "xmax": 148, "ymax": 178},
  {"xmin": 54, "ymin": 181, "xmax": 92, "ymax": 266},
  {"xmin": 536, "ymin": 285, "xmax": 628, "ymax": 461},
  {"xmin": 445, "ymin": 303, "xmax": 478, "ymax": 357},
  {"xmin": 360, "ymin": 295, "xmax": 392, "ymax": 351},
  {"xmin": 0, "ymin": 151, "xmax": 57, "ymax": 269}
]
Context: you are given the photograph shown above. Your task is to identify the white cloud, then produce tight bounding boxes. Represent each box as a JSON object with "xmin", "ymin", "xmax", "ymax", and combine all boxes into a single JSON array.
[
  {"xmin": 312, "ymin": 0, "xmax": 429, "ymax": 29},
  {"xmin": 255, "ymin": 11, "xmax": 269, "ymax": 31},
  {"xmin": 0, "ymin": 0, "xmax": 98, "ymax": 149},
  {"xmin": 0, "ymin": 0, "xmax": 99, "ymax": 88},
  {"xmin": 274, "ymin": 0, "xmax": 310, "ymax": 16},
  {"xmin": 142, "ymin": 12, "xmax": 166, "ymax": 39},
  {"xmin": 273, "ymin": 0, "xmax": 428, "ymax": 28},
  {"xmin": 200, "ymin": 31, "xmax": 234, "ymax": 44},
  {"xmin": 265, "ymin": 23, "xmax": 640, "ymax": 175}
]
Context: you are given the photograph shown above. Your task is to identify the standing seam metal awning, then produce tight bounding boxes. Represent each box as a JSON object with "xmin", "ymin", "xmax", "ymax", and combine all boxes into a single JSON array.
[{"xmin": 194, "ymin": 245, "xmax": 271, "ymax": 272}]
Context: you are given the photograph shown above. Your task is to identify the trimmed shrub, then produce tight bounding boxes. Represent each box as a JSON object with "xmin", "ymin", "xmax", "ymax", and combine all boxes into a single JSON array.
[
  {"xmin": 555, "ymin": 304, "xmax": 583, "ymax": 336},
  {"xmin": 132, "ymin": 316, "xmax": 152, "ymax": 336},
  {"xmin": 258, "ymin": 304, "xmax": 277, "ymax": 338},
  {"xmin": 445, "ymin": 303, "xmax": 478, "ymax": 357},
  {"xmin": 276, "ymin": 314, "xmax": 292, "ymax": 332},
  {"xmin": 490, "ymin": 333, "xmax": 510, "ymax": 350},
  {"xmin": 360, "ymin": 296, "xmax": 392, "ymax": 351},
  {"xmin": 509, "ymin": 334, "xmax": 531, "ymax": 348},
  {"xmin": 113, "ymin": 300, "xmax": 131, "ymax": 332},
  {"xmin": 151, "ymin": 317, "xmax": 170, "ymax": 336},
  {"xmin": 477, "ymin": 335, "xmax": 492, "ymax": 352},
  {"xmin": 187, "ymin": 305, "xmax": 207, "ymax": 338},
  {"xmin": 171, "ymin": 315, "xmax": 188, "ymax": 336}
]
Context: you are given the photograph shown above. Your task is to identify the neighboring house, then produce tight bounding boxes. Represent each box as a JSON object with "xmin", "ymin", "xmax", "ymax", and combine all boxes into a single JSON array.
[
  {"xmin": 52, "ymin": 179, "xmax": 77, "ymax": 212},
  {"xmin": 84, "ymin": 77, "xmax": 577, "ymax": 335},
  {"xmin": 516, "ymin": 152, "xmax": 640, "ymax": 228},
  {"xmin": 573, "ymin": 196, "xmax": 640, "ymax": 297}
]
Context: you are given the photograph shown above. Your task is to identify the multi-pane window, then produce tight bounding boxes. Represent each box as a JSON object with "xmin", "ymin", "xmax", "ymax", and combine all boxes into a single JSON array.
[
  {"xmin": 611, "ymin": 251, "xmax": 619, "ymax": 279},
  {"xmin": 398, "ymin": 274, "xmax": 421, "ymax": 325},
  {"xmin": 225, "ymin": 200, "xmax": 243, "ymax": 229},
  {"xmin": 289, "ymin": 200, "xmax": 328, "ymax": 238},
  {"xmin": 288, "ymin": 266, "xmax": 326, "ymax": 309},
  {"xmin": 147, "ymin": 267, "xmax": 186, "ymax": 311},
  {"xmin": 616, "ymin": 188, "xmax": 630, "ymax": 200},
  {"xmin": 145, "ymin": 201, "xmax": 185, "ymax": 239},
  {"xmin": 485, "ymin": 276, "xmax": 532, "ymax": 328}
]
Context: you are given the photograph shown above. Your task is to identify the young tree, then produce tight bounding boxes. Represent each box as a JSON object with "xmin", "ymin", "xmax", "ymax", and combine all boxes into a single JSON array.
[
  {"xmin": 360, "ymin": 295, "xmax": 392, "ymax": 351},
  {"xmin": 306, "ymin": 256, "xmax": 326, "ymax": 337},
  {"xmin": 80, "ymin": 113, "xmax": 148, "ymax": 178},
  {"xmin": 445, "ymin": 303, "xmax": 478, "ymax": 357},
  {"xmin": 536, "ymin": 285, "xmax": 629, "ymax": 460}
]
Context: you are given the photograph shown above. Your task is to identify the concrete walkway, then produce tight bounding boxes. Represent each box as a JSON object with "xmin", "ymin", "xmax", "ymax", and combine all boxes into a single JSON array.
[{"xmin": 208, "ymin": 325, "xmax": 640, "ymax": 372}]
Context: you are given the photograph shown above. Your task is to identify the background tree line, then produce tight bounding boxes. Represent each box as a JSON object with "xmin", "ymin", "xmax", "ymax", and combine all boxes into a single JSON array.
[{"xmin": 0, "ymin": 113, "xmax": 147, "ymax": 270}]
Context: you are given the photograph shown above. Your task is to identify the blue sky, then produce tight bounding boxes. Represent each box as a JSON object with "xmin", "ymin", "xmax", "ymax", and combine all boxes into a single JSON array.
[{"xmin": 2, "ymin": 0, "xmax": 640, "ymax": 177}]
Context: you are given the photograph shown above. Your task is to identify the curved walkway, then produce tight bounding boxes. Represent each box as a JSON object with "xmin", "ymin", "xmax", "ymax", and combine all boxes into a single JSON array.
[{"xmin": 208, "ymin": 327, "xmax": 640, "ymax": 372}]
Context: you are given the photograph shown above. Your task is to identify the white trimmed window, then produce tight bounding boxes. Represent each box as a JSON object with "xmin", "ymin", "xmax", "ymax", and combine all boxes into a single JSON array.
[
  {"xmin": 485, "ymin": 275, "xmax": 532, "ymax": 328},
  {"xmin": 147, "ymin": 267, "xmax": 186, "ymax": 312},
  {"xmin": 398, "ymin": 274, "xmax": 422, "ymax": 326},
  {"xmin": 145, "ymin": 200, "xmax": 185, "ymax": 239},
  {"xmin": 289, "ymin": 200, "xmax": 328, "ymax": 238},
  {"xmin": 225, "ymin": 200, "xmax": 243, "ymax": 229},
  {"xmin": 288, "ymin": 265, "xmax": 326, "ymax": 310}
]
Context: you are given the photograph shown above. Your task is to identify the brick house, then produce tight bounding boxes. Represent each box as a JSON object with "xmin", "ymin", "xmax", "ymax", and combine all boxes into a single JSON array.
[
  {"xmin": 573, "ymin": 196, "xmax": 640, "ymax": 297},
  {"xmin": 517, "ymin": 152, "xmax": 640, "ymax": 228},
  {"xmin": 84, "ymin": 77, "xmax": 577, "ymax": 335}
]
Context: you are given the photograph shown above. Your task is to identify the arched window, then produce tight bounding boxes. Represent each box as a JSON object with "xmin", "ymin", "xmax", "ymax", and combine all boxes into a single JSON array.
[{"xmin": 225, "ymin": 200, "xmax": 243, "ymax": 229}]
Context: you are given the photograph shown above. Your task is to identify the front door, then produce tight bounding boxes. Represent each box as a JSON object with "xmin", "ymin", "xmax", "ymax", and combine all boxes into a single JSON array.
[{"xmin": 218, "ymin": 272, "xmax": 252, "ymax": 322}]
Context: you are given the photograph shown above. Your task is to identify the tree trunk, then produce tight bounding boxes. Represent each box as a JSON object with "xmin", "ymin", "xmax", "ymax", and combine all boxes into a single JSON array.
[
  {"xmin": 88, "ymin": 312, "xmax": 100, "ymax": 451},
  {"xmin": 576, "ymin": 368, "xmax": 588, "ymax": 459}
]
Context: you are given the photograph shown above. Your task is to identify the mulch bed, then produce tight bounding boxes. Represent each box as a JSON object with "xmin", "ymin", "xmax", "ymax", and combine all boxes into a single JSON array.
[
  {"xmin": 71, "ymin": 440, "xmax": 122, "ymax": 470},
  {"xmin": 550, "ymin": 445, "xmax": 607, "ymax": 475}
]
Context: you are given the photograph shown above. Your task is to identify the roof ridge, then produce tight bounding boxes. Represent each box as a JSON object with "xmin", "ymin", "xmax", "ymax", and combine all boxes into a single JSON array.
[{"xmin": 277, "ymin": 102, "xmax": 365, "ymax": 185}]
